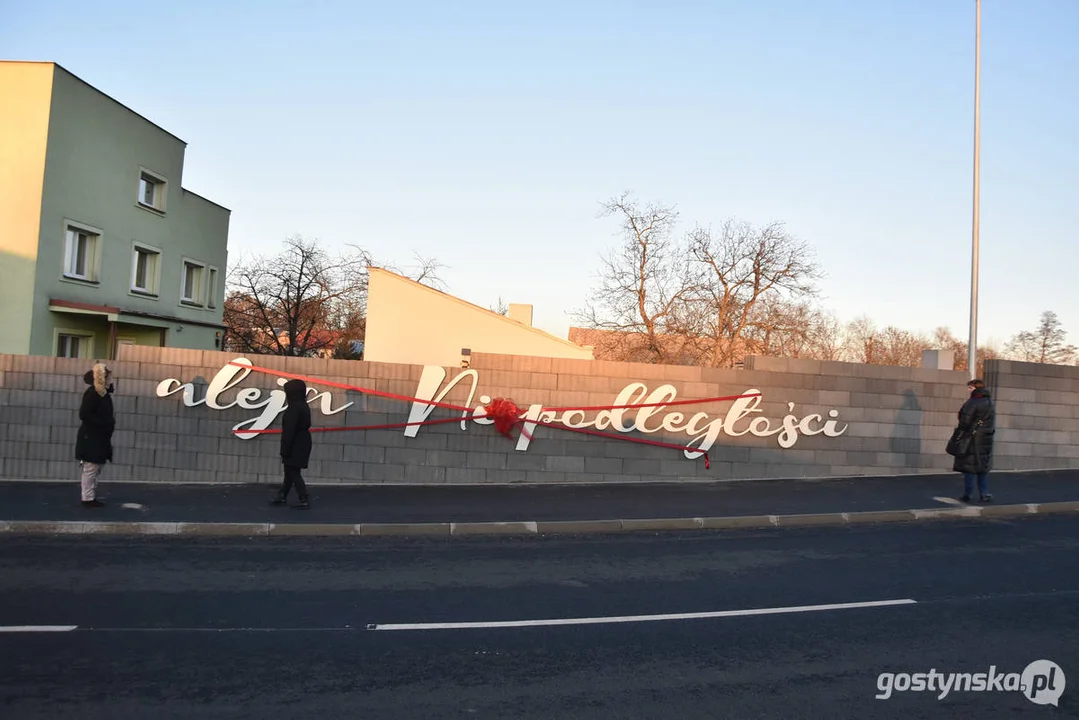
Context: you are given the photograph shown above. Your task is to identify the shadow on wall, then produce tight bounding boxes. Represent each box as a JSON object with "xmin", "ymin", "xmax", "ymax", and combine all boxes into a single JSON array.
[{"xmin": 890, "ymin": 389, "xmax": 923, "ymax": 469}]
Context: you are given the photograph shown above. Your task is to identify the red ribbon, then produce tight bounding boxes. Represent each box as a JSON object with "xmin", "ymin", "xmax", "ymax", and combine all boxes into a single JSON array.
[{"xmin": 227, "ymin": 361, "xmax": 763, "ymax": 470}]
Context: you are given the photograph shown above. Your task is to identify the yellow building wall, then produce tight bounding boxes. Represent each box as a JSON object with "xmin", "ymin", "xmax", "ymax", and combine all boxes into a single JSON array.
[
  {"xmin": 364, "ymin": 268, "xmax": 594, "ymax": 366},
  {"xmin": 0, "ymin": 62, "xmax": 53, "ymax": 354}
]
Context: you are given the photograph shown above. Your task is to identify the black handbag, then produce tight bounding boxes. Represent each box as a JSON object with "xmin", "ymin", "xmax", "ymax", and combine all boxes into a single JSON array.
[{"xmin": 946, "ymin": 426, "xmax": 973, "ymax": 457}]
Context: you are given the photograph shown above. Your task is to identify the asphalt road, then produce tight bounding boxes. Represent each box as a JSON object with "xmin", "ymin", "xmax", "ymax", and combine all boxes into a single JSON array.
[
  {"xmin": 1, "ymin": 517, "xmax": 1078, "ymax": 719},
  {"xmin": 5, "ymin": 469, "xmax": 1079, "ymax": 524}
]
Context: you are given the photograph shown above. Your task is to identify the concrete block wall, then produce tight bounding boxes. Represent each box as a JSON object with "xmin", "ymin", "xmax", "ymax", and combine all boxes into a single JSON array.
[
  {"xmin": 450, "ymin": 352, "xmax": 972, "ymax": 482},
  {"xmin": 984, "ymin": 359, "xmax": 1079, "ymax": 471},
  {"xmin": 0, "ymin": 347, "xmax": 1074, "ymax": 485}
]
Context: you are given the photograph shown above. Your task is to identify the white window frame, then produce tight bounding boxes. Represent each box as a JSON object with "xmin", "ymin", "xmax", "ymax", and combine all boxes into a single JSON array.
[
  {"xmin": 206, "ymin": 266, "xmax": 219, "ymax": 309},
  {"xmin": 62, "ymin": 221, "xmax": 102, "ymax": 283},
  {"xmin": 55, "ymin": 329, "xmax": 96, "ymax": 359},
  {"xmin": 137, "ymin": 167, "xmax": 168, "ymax": 214},
  {"xmin": 130, "ymin": 242, "xmax": 162, "ymax": 297},
  {"xmin": 180, "ymin": 258, "xmax": 206, "ymax": 307}
]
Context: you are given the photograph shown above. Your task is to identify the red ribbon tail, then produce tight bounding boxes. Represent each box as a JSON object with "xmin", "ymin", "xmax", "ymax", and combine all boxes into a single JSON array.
[
  {"xmin": 704, "ymin": 453, "xmax": 710, "ymax": 470},
  {"xmin": 519, "ymin": 421, "xmax": 534, "ymax": 442}
]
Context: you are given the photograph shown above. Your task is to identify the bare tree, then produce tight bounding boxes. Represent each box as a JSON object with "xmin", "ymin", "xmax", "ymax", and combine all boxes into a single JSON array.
[
  {"xmin": 838, "ymin": 322, "xmax": 1001, "ymax": 372},
  {"xmin": 875, "ymin": 326, "xmax": 932, "ymax": 367},
  {"xmin": 393, "ymin": 252, "xmax": 448, "ymax": 291},
  {"xmin": 573, "ymin": 192, "xmax": 696, "ymax": 364},
  {"xmin": 224, "ymin": 237, "xmax": 370, "ymax": 357},
  {"xmin": 741, "ymin": 301, "xmax": 844, "ymax": 361},
  {"xmin": 1006, "ymin": 311, "xmax": 1077, "ymax": 364},
  {"xmin": 842, "ymin": 318, "xmax": 933, "ymax": 367},
  {"xmin": 491, "ymin": 297, "xmax": 509, "ymax": 315},
  {"xmin": 930, "ymin": 326, "xmax": 1000, "ymax": 376},
  {"xmin": 757, "ymin": 304, "xmax": 845, "ymax": 361},
  {"xmin": 574, "ymin": 194, "xmax": 822, "ymax": 367},
  {"xmin": 931, "ymin": 326, "xmax": 962, "ymax": 366},
  {"xmin": 807, "ymin": 310, "xmax": 846, "ymax": 361},
  {"xmin": 843, "ymin": 316, "xmax": 881, "ymax": 364},
  {"xmin": 224, "ymin": 237, "xmax": 444, "ymax": 358},
  {"xmin": 742, "ymin": 298, "xmax": 817, "ymax": 359},
  {"xmin": 685, "ymin": 219, "xmax": 821, "ymax": 367}
]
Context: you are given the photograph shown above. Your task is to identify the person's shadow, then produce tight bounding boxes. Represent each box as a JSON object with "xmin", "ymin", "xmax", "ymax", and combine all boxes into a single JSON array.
[{"xmin": 891, "ymin": 390, "xmax": 923, "ymax": 469}]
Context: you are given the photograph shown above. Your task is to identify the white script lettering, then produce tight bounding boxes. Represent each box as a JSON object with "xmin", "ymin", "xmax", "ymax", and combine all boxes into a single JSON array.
[
  {"xmin": 155, "ymin": 358, "xmax": 353, "ymax": 439},
  {"xmin": 156, "ymin": 360, "xmax": 848, "ymax": 455},
  {"xmin": 407, "ymin": 368, "xmax": 848, "ymax": 458}
]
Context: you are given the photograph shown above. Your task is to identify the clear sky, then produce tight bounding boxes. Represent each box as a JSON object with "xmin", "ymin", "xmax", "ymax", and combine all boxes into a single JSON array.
[{"xmin": 4, "ymin": 0, "xmax": 1077, "ymax": 350}]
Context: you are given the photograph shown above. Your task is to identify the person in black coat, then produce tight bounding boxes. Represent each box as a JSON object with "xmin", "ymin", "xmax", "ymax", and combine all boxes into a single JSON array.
[
  {"xmin": 953, "ymin": 378, "xmax": 995, "ymax": 503},
  {"xmin": 75, "ymin": 363, "xmax": 115, "ymax": 508},
  {"xmin": 270, "ymin": 378, "xmax": 313, "ymax": 509}
]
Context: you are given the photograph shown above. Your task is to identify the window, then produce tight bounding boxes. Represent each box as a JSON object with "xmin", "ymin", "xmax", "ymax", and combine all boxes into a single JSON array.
[
  {"xmin": 181, "ymin": 260, "xmax": 205, "ymax": 305},
  {"xmin": 207, "ymin": 267, "xmax": 218, "ymax": 308},
  {"xmin": 131, "ymin": 244, "xmax": 161, "ymax": 296},
  {"xmin": 137, "ymin": 169, "xmax": 167, "ymax": 213},
  {"xmin": 63, "ymin": 225, "xmax": 99, "ymax": 281},
  {"xmin": 57, "ymin": 333, "xmax": 92, "ymax": 358}
]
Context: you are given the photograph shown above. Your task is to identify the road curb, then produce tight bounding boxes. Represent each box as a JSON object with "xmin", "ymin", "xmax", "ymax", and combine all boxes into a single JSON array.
[{"xmin": 0, "ymin": 500, "xmax": 1076, "ymax": 537}]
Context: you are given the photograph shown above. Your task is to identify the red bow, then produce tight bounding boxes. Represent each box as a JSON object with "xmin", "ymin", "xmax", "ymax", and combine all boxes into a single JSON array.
[{"xmin": 484, "ymin": 397, "xmax": 525, "ymax": 440}]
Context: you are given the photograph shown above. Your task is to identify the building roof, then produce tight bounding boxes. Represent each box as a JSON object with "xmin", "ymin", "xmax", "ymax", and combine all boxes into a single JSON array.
[
  {"xmin": 2, "ymin": 60, "xmax": 187, "ymax": 145},
  {"xmin": 182, "ymin": 188, "xmax": 232, "ymax": 213},
  {"xmin": 48, "ymin": 297, "xmax": 226, "ymax": 330},
  {"xmin": 369, "ymin": 266, "xmax": 589, "ymax": 353}
]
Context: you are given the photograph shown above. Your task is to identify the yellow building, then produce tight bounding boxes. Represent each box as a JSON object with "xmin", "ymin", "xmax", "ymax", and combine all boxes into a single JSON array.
[
  {"xmin": 364, "ymin": 267, "xmax": 593, "ymax": 366},
  {"xmin": 0, "ymin": 61, "xmax": 230, "ymax": 360}
]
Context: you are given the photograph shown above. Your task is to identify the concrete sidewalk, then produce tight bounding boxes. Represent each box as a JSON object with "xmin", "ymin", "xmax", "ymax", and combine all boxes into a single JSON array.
[{"xmin": 2, "ymin": 469, "xmax": 1079, "ymax": 536}]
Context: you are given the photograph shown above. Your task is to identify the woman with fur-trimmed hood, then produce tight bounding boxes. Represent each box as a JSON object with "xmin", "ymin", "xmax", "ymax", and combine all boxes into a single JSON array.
[{"xmin": 75, "ymin": 363, "xmax": 115, "ymax": 507}]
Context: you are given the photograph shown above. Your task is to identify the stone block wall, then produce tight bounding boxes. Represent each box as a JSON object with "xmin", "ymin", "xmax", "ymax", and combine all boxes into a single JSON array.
[
  {"xmin": 0, "ymin": 347, "xmax": 1075, "ymax": 484},
  {"xmin": 984, "ymin": 359, "xmax": 1079, "ymax": 470}
]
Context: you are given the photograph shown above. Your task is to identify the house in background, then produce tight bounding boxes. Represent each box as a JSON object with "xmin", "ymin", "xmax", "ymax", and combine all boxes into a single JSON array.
[
  {"xmin": 0, "ymin": 61, "xmax": 230, "ymax": 360},
  {"xmin": 364, "ymin": 267, "xmax": 594, "ymax": 367}
]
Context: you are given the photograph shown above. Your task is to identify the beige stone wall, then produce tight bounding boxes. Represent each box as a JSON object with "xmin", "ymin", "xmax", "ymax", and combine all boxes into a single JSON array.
[
  {"xmin": 0, "ymin": 348, "xmax": 1074, "ymax": 484},
  {"xmin": 364, "ymin": 267, "xmax": 593, "ymax": 367},
  {"xmin": 984, "ymin": 360, "xmax": 1079, "ymax": 470}
]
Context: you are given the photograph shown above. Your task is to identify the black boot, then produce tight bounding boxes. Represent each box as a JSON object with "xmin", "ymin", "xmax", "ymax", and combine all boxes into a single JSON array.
[
  {"xmin": 270, "ymin": 492, "xmax": 287, "ymax": 506},
  {"xmin": 295, "ymin": 495, "xmax": 310, "ymax": 510}
]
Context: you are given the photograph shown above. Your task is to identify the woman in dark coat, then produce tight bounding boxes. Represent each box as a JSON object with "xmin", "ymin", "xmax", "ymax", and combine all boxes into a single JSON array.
[
  {"xmin": 953, "ymin": 378, "xmax": 995, "ymax": 503},
  {"xmin": 271, "ymin": 378, "xmax": 313, "ymax": 509},
  {"xmin": 75, "ymin": 363, "xmax": 115, "ymax": 507}
]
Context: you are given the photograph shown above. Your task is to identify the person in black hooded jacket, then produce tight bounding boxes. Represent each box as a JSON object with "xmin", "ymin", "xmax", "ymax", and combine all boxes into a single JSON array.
[
  {"xmin": 953, "ymin": 378, "xmax": 995, "ymax": 503},
  {"xmin": 75, "ymin": 363, "xmax": 115, "ymax": 507},
  {"xmin": 271, "ymin": 378, "xmax": 313, "ymax": 508}
]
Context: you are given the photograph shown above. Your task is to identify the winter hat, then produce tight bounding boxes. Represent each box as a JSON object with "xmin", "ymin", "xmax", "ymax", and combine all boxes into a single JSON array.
[{"xmin": 84, "ymin": 364, "xmax": 111, "ymax": 397}]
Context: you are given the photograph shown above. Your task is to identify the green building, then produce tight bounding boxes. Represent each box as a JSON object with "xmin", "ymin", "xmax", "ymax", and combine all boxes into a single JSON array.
[{"xmin": 0, "ymin": 61, "xmax": 230, "ymax": 360}]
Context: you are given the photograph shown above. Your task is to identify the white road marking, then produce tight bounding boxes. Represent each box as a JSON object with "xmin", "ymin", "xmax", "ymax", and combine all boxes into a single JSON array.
[
  {"xmin": 933, "ymin": 496, "xmax": 963, "ymax": 506},
  {"xmin": 0, "ymin": 625, "xmax": 78, "ymax": 633},
  {"xmin": 366, "ymin": 598, "xmax": 917, "ymax": 631},
  {"xmin": 121, "ymin": 503, "xmax": 145, "ymax": 510}
]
